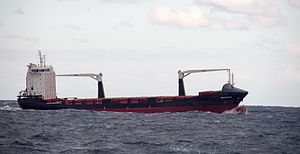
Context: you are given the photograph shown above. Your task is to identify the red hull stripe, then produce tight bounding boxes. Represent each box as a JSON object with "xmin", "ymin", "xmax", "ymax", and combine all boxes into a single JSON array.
[{"xmin": 90, "ymin": 104, "xmax": 238, "ymax": 113}]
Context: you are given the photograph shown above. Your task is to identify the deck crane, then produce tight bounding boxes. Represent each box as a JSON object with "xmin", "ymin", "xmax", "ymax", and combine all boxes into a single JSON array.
[
  {"xmin": 56, "ymin": 73, "xmax": 105, "ymax": 98},
  {"xmin": 178, "ymin": 69, "xmax": 234, "ymax": 96}
]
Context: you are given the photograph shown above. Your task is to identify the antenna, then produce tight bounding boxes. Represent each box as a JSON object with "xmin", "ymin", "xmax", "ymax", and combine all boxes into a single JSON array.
[
  {"xmin": 231, "ymin": 73, "xmax": 234, "ymax": 86},
  {"xmin": 43, "ymin": 55, "xmax": 46, "ymax": 67},
  {"xmin": 228, "ymin": 69, "xmax": 231, "ymax": 84},
  {"xmin": 38, "ymin": 50, "xmax": 42, "ymax": 67}
]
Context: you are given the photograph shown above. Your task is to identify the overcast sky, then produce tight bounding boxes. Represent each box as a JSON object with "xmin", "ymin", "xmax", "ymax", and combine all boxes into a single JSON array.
[{"xmin": 0, "ymin": 0, "xmax": 300, "ymax": 107}]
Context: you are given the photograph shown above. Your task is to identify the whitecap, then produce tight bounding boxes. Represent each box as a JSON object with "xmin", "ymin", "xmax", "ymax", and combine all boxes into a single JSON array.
[
  {"xmin": 222, "ymin": 106, "xmax": 247, "ymax": 115},
  {"xmin": 0, "ymin": 105, "xmax": 21, "ymax": 111}
]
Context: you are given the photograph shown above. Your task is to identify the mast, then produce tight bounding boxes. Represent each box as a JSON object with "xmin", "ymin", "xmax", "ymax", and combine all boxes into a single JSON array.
[
  {"xmin": 43, "ymin": 55, "xmax": 46, "ymax": 67},
  {"xmin": 38, "ymin": 50, "xmax": 46, "ymax": 67},
  {"xmin": 231, "ymin": 73, "xmax": 234, "ymax": 86},
  {"xmin": 38, "ymin": 50, "xmax": 43, "ymax": 67}
]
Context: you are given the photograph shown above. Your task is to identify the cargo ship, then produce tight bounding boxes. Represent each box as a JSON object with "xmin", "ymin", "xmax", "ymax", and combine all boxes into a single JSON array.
[{"xmin": 17, "ymin": 51, "xmax": 248, "ymax": 113}]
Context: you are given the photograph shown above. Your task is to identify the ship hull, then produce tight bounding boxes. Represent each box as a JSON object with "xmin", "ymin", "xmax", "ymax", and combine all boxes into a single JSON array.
[
  {"xmin": 92, "ymin": 105, "xmax": 239, "ymax": 113},
  {"xmin": 17, "ymin": 91, "xmax": 247, "ymax": 114}
]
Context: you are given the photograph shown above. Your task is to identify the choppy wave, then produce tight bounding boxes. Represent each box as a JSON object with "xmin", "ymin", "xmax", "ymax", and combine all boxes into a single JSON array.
[
  {"xmin": 0, "ymin": 105, "xmax": 21, "ymax": 111},
  {"xmin": 0, "ymin": 100, "xmax": 299, "ymax": 154},
  {"xmin": 222, "ymin": 105, "xmax": 248, "ymax": 115}
]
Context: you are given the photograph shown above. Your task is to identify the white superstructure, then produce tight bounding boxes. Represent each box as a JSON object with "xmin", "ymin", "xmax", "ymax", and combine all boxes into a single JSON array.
[{"xmin": 20, "ymin": 51, "xmax": 56, "ymax": 99}]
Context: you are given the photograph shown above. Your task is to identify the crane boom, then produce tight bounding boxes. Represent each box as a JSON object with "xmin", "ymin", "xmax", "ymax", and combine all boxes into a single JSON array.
[
  {"xmin": 56, "ymin": 73, "xmax": 103, "ymax": 82},
  {"xmin": 178, "ymin": 68, "xmax": 233, "ymax": 96},
  {"xmin": 178, "ymin": 68, "xmax": 231, "ymax": 80},
  {"xmin": 56, "ymin": 73, "xmax": 105, "ymax": 98}
]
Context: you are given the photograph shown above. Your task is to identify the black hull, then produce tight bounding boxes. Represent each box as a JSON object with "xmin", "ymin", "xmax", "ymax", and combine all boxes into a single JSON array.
[{"xmin": 17, "ymin": 91, "xmax": 247, "ymax": 113}]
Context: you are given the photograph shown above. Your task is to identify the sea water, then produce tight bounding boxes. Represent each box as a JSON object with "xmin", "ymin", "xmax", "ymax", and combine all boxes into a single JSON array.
[{"xmin": 0, "ymin": 100, "xmax": 299, "ymax": 154}]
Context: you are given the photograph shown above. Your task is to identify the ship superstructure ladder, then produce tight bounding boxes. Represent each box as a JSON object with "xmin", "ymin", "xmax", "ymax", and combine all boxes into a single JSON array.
[{"xmin": 177, "ymin": 69, "xmax": 234, "ymax": 96}]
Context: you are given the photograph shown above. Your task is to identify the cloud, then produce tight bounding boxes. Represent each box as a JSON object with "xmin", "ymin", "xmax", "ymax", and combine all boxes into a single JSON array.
[
  {"xmin": 65, "ymin": 24, "xmax": 82, "ymax": 31},
  {"xmin": 57, "ymin": 0, "xmax": 138, "ymax": 3},
  {"xmin": 151, "ymin": 5, "xmax": 208, "ymax": 28},
  {"xmin": 0, "ymin": 21, "xmax": 4, "ymax": 27},
  {"xmin": 287, "ymin": 43, "xmax": 300, "ymax": 55},
  {"xmin": 244, "ymin": 36, "xmax": 300, "ymax": 57},
  {"xmin": 198, "ymin": 0, "xmax": 276, "ymax": 15},
  {"xmin": 3, "ymin": 34, "xmax": 38, "ymax": 42},
  {"xmin": 56, "ymin": 0, "xmax": 83, "ymax": 2},
  {"xmin": 113, "ymin": 21, "xmax": 134, "ymax": 29},
  {"xmin": 14, "ymin": 8, "xmax": 25, "ymax": 15},
  {"xmin": 209, "ymin": 14, "xmax": 250, "ymax": 30},
  {"xmin": 99, "ymin": 0, "xmax": 138, "ymax": 3},
  {"xmin": 196, "ymin": 0, "xmax": 285, "ymax": 29},
  {"xmin": 72, "ymin": 38, "xmax": 89, "ymax": 43},
  {"xmin": 250, "ymin": 36, "xmax": 285, "ymax": 52},
  {"xmin": 288, "ymin": 0, "xmax": 300, "ymax": 9},
  {"xmin": 151, "ymin": 1, "xmax": 284, "ymax": 30},
  {"xmin": 284, "ymin": 65, "xmax": 300, "ymax": 81}
]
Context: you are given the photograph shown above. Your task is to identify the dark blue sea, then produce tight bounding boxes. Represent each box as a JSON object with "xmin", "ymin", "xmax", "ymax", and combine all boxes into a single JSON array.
[{"xmin": 0, "ymin": 100, "xmax": 299, "ymax": 154}]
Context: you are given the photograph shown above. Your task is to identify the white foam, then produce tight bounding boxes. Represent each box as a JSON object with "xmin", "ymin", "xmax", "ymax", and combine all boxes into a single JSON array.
[
  {"xmin": 222, "ymin": 106, "xmax": 247, "ymax": 115},
  {"xmin": 0, "ymin": 105, "xmax": 21, "ymax": 111}
]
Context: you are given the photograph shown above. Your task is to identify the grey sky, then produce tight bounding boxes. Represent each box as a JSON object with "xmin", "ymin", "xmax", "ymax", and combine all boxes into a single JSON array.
[{"xmin": 0, "ymin": 0, "xmax": 299, "ymax": 107}]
